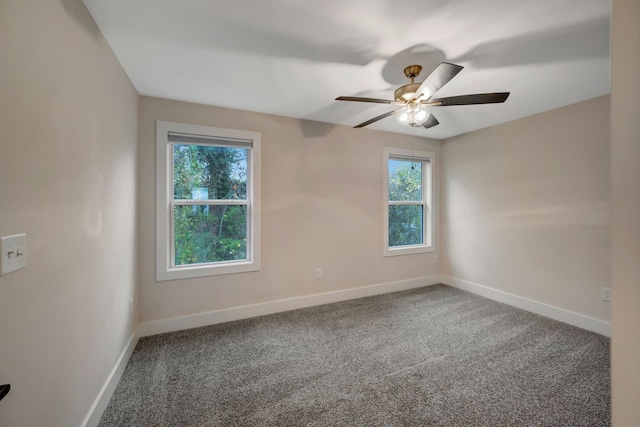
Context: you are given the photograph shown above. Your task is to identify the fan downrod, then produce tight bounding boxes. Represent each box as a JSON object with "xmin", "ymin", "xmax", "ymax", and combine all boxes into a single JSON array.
[{"xmin": 395, "ymin": 65, "xmax": 424, "ymax": 102}]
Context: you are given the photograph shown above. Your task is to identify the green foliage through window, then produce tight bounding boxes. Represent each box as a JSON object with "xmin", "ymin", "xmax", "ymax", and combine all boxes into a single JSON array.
[
  {"xmin": 173, "ymin": 144, "xmax": 247, "ymax": 200},
  {"xmin": 388, "ymin": 159, "xmax": 424, "ymax": 247},
  {"xmin": 173, "ymin": 205, "xmax": 247, "ymax": 265},
  {"xmin": 172, "ymin": 144, "xmax": 249, "ymax": 266},
  {"xmin": 389, "ymin": 160, "xmax": 422, "ymax": 201}
]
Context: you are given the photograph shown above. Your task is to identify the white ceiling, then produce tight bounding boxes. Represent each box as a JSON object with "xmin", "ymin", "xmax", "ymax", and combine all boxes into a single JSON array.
[{"xmin": 82, "ymin": 0, "xmax": 611, "ymax": 139}]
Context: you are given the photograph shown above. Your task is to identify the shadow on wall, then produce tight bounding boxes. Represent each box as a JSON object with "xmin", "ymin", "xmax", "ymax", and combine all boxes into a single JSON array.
[
  {"xmin": 60, "ymin": 0, "xmax": 102, "ymax": 39},
  {"xmin": 298, "ymin": 119, "xmax": 336, "ymax": 138}
]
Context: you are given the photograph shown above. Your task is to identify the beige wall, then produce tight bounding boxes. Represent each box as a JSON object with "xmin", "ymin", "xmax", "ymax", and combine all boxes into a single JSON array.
[
  {"xmin": 610, "ymin": 0, "xmax": 640, "ymax": 424},
  {"xmin": 139, "ymin": 97, "xmax": 440, "ymax": 322},
  {"xmin": 441, "ymin": 96, "xmax": 611, "ymax": 321},
  {"xmin": 0, "ymin": 1, "xmax": 138, "ymax": 426}
]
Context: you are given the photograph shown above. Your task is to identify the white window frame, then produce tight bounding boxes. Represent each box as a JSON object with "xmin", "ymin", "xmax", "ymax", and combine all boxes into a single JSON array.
[
  {"xmin": 156, "ymin": 121, "xmax": 261, "ymax": 281},
  {"xmin": 383, "ymin": 147, "xmax": 435, "ymax": 257}
]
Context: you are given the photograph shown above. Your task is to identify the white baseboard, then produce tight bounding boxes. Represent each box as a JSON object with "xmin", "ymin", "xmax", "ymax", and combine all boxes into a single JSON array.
[
  {"xmin": 138, "ymin": 275, "xmax": 440, "ymax": 337},
  {"xmin": 441, "ymin": 275, "xmax": 611, "ymax": 337},
  {"xmin": 82, "ymin": 330, "xmax": 140, "ymax": 427}
]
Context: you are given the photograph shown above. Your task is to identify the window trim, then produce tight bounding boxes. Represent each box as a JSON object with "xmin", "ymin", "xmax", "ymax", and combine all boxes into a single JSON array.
[
  {"xmin": 156, "ymin": 121, "xmax": 261, "ymax": 281},
  {"xmin": 383, "ymin": 147, "xmax": 435, "ymax": 257}
]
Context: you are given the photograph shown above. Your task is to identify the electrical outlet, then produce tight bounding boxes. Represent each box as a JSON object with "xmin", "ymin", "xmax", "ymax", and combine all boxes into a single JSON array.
[
  {"xmin": 433, "ymin": 254, "xmax": 439, "ymax": 264},
  {"xmin": 129, "ymin": 298, "xmax": 134, "ymax": 314},
  {"xmin": 601, "ymin": 287, "xmax": 611, "ymax": 302},
  {"xmin": 315, "ymin": 268, "xmax": 322, "ymax": 279}
]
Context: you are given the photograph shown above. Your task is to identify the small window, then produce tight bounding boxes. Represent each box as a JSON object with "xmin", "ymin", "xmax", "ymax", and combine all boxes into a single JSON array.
[
  {"xmin": 383, "ymin": 147, "xmax": 434, "ymax": 256},
  {"xmin": 156, "ymin": 121, "xmax": 261, "ymax": 281}
]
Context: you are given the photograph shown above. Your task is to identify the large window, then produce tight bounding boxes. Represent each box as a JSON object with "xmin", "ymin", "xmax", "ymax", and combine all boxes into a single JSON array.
[
  {"xmin": 156, "ymin": 121, "xmax": 261, "ymax": 281},
  {"xmin": 383, "ymin": 147, "xmax": 434, "ymax": 256}
]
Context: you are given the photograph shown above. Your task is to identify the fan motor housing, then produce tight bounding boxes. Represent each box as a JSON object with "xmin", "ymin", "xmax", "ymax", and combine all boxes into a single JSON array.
[{"xmin": 394, "ymin": 83, "xmax": 422, "ymax": 102}]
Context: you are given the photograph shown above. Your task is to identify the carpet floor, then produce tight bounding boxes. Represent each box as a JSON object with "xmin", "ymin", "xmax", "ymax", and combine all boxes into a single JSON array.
[{"xmin": 99, "ymin": 284, "xmax": 610, "ymax": 426}]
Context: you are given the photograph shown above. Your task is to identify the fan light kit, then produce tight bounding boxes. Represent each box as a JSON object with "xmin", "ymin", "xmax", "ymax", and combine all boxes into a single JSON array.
[
  {"xmin": 397, "ymin": 104, "xmax": 430, "ymax": 127},
  {"xmin": 336, "ymin": 62, "xmax": 510, "ymax": 130}
]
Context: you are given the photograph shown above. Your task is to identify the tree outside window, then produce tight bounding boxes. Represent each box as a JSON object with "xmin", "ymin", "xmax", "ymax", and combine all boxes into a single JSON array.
[
  {"xmin": 388, "ymin": 159, "xmax": 424, "ymax": 247},
  {"xmin": 384, "ymin": 147, "xmax": 434, "ymax": 256},
  {"xmin": 156, "ymin": 121, "xmax": 260, "ymax": 281},
  {"xmin": 172, "ymin": 144, "xmax": 248, "ymax": 266}
]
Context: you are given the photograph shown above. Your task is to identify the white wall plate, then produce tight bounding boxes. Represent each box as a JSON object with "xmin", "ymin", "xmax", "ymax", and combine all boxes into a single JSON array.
[{"xmin": 1, "ymin": 234, "xmax": 27, "ymax": 276}]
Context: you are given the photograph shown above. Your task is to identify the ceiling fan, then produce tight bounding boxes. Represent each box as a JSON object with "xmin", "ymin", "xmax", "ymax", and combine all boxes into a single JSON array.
[{"xmin": 335, "ymin": 62, "xmax": 510, "ymax": 130}]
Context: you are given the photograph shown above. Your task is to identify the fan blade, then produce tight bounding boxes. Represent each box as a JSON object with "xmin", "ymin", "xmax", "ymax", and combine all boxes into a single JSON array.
[
  {"xmin": 336, "ymin": 96, "xmax": 394, "ymax": 104},
  {"xmin": 415, "ymin": 62, "xmax": 464, "ymax": 100},
  {"xmin": 354, "ymin": 109, "xmax": 399, "ymax": 128},
  {"xmin": 430, "ymin": 92, "xmax": 510, "ymax": 106},
  {"xmin": 422, "ymin": 114, "xmax": 440, "ymax": 129}
]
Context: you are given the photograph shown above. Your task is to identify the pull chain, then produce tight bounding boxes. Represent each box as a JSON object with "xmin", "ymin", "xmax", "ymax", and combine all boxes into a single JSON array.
[{"xmin": 411, "ymin": 127, "xmax": 416, "ymax": 170}]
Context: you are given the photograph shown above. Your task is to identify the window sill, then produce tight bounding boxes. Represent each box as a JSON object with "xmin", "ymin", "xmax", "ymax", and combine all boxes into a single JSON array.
[
  {"xmin": 384, "ymin": 245, "xmax": 434, "ymax": 257},
  {"xmin": 156, "ymin": 260, "xmax": 260, "ymax": 281}
]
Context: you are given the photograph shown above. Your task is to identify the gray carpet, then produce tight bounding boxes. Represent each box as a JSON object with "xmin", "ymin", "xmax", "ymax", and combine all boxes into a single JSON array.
[{"xmin": 99, "ymin": 284, "xmax": 610, "ymax": 426}]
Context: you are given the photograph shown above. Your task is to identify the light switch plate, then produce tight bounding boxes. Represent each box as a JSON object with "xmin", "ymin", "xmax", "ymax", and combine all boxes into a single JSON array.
[{"xmin": 1, "ymin": 234, "xmax": 27, "ymax": 276}]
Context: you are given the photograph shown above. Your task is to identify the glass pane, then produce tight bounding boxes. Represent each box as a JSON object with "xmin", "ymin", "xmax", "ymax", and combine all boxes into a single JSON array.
[
  {"xmin": 388, "ymin": 159, "xmax": 422, "ymax": 201},
  {"xmin": 389, "ymin": 205, "xmax": 423, "ymax": 247},
  {"xmin": 173, "ymin": 205, "xmax": 247, "ymax": 266},
  {"xmin": 173, "ymin": 144, "xmax": 248, "ymax": 200}
]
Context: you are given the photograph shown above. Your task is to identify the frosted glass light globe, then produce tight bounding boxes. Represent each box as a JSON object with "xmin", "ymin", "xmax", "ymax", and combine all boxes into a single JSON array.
[{"xmin": 398, "ymin": 105, "xmax": 430, "ymax": 127}]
